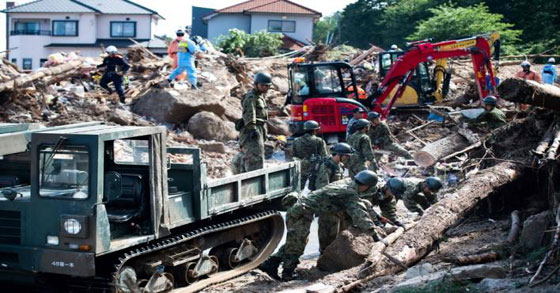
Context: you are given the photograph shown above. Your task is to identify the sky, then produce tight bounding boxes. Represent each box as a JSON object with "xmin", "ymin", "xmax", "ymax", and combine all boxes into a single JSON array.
[{"xmin": 0, "ymin": 0, "xmax": 357, "ymax": 50}]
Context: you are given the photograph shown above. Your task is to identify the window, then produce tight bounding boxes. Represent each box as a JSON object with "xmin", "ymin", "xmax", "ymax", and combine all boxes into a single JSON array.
[
  {"xmin": 313, "ymin": 66, "xmax": 342, "ymax": 94},
  {"xmin": 40, "ymin": 59, "xmax": 48, "ymax": 67},
  {"xmin": 114, "ymin": 139, "xmax": 149, "ymax": 165},
  {"xmin": 13, "ymin": 21, "xmax": 40, "ymax": 35},
  {"xmin": 22, "ymin": 58, "xmax": 32, "ymax": 70},
  {"xmin": 268, "ymin": 20, "xmax": 296, "ymax": 33},
  {"xmin": 52, "ymin": 20, "xmax": 78, "ymax": 36},
  {"xmin": 111, "ymin": 21, "xmax": 136, "ymax": 37},
  {"xmin": 39, "ymin": 145, "xmax": 89, "ymax": 199},
  {"xmin": 11, "ymin": 58, "xmax": 16, "ymax": 65}
]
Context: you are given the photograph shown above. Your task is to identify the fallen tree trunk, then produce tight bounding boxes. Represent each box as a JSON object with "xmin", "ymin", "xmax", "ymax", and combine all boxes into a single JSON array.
[
  {"xmin": 497, "ymin": 78, "xmax": 560, "ymax": 110},
  {"xmin": 0, "ymin": 59, "xmax": 87, "ymax": 92},
  {"xmin": 350, "ymin": 45, "xmax": 383, "ymax": 65},
  {"xmin": 413, "ymin": 133, "xmax": 470, "ymax": 167},
  {"xmin": 343, "ymin": 162, "xmax": 521, "ymax": 291}
]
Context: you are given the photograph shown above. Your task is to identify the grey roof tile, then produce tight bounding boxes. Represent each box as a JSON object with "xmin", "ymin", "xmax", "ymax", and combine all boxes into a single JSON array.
[{"xmin": 3, "ymin": 0, "xmax": 96, "ymax": 13}]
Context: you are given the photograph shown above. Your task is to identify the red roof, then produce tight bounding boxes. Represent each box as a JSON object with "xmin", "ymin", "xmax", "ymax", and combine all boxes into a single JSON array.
[
  {"xmin": 214, "ymin": 0, "xmax": 321, "ymax": 16},
  {"xmin": 281, "ymin": 34, "xmax": 306, "ymax": 50}
]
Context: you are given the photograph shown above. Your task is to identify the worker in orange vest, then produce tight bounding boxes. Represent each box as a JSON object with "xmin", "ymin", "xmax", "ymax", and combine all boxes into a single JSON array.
[
  {"xmin": 347, "ymin": 85, "xmax": 366, "ymax": 100},
  {"xmin": 515, "ymin": 61, "xmax": 541, "ymax": 110},
  {"xmin": 168, "ymin": 29, "xmax": 184, "ymax": 69}
]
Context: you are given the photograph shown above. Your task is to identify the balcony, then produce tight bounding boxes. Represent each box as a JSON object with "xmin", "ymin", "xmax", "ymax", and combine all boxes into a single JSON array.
[{"xmin": 10, "ymin": 30, "xmax": 51, "ymax": 36}]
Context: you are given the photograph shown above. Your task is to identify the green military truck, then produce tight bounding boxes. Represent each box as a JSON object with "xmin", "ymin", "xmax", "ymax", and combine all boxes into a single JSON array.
[{"xmin": 0, "ymin": 122, "xmax": 299, "ymax": 292}]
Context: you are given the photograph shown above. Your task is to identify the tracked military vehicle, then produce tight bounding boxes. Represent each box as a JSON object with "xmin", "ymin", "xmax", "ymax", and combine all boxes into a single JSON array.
[{"xmin": 0, "ymin": 122, "xmax": 299, "ymax": 292}]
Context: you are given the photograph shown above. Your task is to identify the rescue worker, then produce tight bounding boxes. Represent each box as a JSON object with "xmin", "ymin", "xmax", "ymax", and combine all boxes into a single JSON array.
[
  {"xmin": 167, "ymin": 36, "xmax": 199, "ymax": 88},
  {"xmin": 367, "ymin": 111, "xmax": 413, "ymax": 159},
  {"xmin": 315, "ymin": 143, "xmax": 355, "ymax": 252},
  {"xmin": 260, "ymin": 170, "xmax": 384, "ymax": 281},
  {"xmin": 347, "ymin": 119, "xmax": 378, "ymax": 177},
  {"xmin": 370, "ymin": 177, "xmax": 406, "ymax": 227},
  {"xmin": 97, "ymin": 45, "xmax": 130, "ymax": 104},
  {"xmin": 237, "ymin": 72, "xmax": 271, "ymax": 172},
  {"xmin": 191, "ymin": 35, "xmax": 208, "ymax": 53},
  {"xmin": 467, "ymin": 96, "xmax": 506, "ymax": 130},
  {"xmin": 291, "ymin": 120, "xmax": 329, "ymax": 188},
  {"xmin": 167, "ymin": 29, "xmax": 184, "ymax": 69},
  {"xmin": 346, "ymin": 107, "xmax": 365, "ymax": 139},
  {"xmin": 389, "ymin": 44, "xmax": 399, "ymax": 51},
  {"xmin": 542, "ymin": 58, "xmax": 557, "ymax": 85},
  {"xmin": 516, "ymin": 61, "xmax": 541, "ymax": 82},
  {"xmin": 398, "ymin": 177, "xmax": 443, "ymax": 216}
]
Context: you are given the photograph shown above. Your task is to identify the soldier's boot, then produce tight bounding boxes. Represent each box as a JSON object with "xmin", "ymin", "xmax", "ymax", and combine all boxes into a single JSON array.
[
  {"xmin": 280, "ymin": 255, "xmax": 300, "ymax": 281},
  {"xmin": 281, "ymin": 267, "xmax": 297, "ymax": 281},
  {"xmin": 259, "ymin": 255, "xmax": 282, "ymax": 280}
]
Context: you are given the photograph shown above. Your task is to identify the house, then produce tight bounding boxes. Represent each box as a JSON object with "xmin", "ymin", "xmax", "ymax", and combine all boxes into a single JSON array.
[
  {"xmin": 191, "ymin": 6, "xmax": 214, "ymax": 39},
  {"xmin": 202, "ymin": 0, "xmax": 321, "ymax": 48},
  {"xmin": 3, "ymin": 0, "xmax": 163, "ymax": 70}
]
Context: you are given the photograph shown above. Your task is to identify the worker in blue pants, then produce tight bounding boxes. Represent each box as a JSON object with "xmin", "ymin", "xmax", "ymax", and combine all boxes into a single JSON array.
[{"xmin": 167, "ymin": 37, "xmax": 199, "ymax": 89}]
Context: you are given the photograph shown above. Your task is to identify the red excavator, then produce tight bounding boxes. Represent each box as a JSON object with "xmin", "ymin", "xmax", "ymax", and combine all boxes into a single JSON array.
[{"xmin": 287, "ymin": 34, "xmax": 499, "ymax": 142}]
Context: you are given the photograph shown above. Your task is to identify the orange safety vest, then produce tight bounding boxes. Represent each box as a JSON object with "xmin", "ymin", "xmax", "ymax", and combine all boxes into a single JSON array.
[{"xmin": 347, "ymin": 86, "xmax": 366, "ymax": 100}]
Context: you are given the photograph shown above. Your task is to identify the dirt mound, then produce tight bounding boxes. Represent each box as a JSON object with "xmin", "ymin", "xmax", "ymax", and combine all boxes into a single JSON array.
[{"xmin": 317, "ymin": 228, "xmax": 374, "ymax": 272}]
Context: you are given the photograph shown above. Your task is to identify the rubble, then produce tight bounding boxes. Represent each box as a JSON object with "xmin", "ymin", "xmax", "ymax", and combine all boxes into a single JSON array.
[
  {"xmin": 317, "ymin": 229, "xmax": 374, "ymax": 272},
  {"xmin": 519, "ymin": 210, "xmax": 553, "ymax": 250},
  {"xmin": 187, "ymin": 111, "xmax": 238, "ymax": 142}
]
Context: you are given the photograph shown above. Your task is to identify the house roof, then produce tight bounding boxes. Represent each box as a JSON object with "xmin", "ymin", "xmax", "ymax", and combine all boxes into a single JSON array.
[
  {"xmin": 281, "ymin": 34, "xmax": 306, "ymax": 51},
  {"xmin": 204, "ymin": 0, "xmax": 321, "ymax": 20},
  {"xmin": 3, "ymin": 0, "xmax": 163, "ymax": 18},
  {"xmin": 45, "ymin": 38, "xmax": 150, "ymax": 48}
]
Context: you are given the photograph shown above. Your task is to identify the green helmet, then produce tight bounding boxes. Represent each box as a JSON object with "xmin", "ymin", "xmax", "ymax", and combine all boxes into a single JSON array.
[
  {"xmin": 367, "ymin": 111, "xmax": 381, "ymax": 120},
  {"xmin": 254, "ymin": 72, "xmax": 272, "ymax": 85},
  {"xmin": 483, "ymin": 96, "xmax": 497, "ymax": 106},
  {"xmin": 303, "ymin": 120, "xmax": 320, "ymax": 131},
  {"xmin": 354, "ymin": 170, "xmax": 379, "ymax": 187},
  {"xmin": 387, "ymin": 178, "xmax": 406, "ymax": 196},
  {"xmin": 332, "ymin": 142, "xmax": 354, "ymax": 155},
  {"xmin": 354, "ymin": 119, "xmax": 370, "ymax": 130},
  {"xmin": 425, "ymin": 177, "xmax": 443, "ymax": 192}
]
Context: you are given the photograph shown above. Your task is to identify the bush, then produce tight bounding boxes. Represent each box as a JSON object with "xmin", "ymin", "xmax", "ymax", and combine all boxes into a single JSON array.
[{"xmin": 217, "ymin": 29, "xmax": 283, "ymax": 57}]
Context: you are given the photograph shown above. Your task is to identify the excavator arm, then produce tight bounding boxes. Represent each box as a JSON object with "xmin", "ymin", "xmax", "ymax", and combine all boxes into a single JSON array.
[{"xmin": 372, "ymin": 36, "xmax": 497, "ymax": 118}]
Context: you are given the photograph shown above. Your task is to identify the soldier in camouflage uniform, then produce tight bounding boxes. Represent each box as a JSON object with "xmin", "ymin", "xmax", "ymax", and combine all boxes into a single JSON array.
[
  {"xmin": 398, "ymin": 177, "xmax": 443, "ymax": 216},
  {"xmin": 366, "ymin": 177, "xmax": 407, "ymax": 227},
  {"xmin": 313, "ymin": 143, "xmax": 354, "ymax": 252},
  {"xmin": 291, "ymin": 120, "xmax": 329, "ymax": 188},
  {"xmin": 260, "ymin": 171, "xmax": 384, "ymax": 280},
  {"xmin": 237, "ymin": 72, "xmax": 271, "ymax": 172},
  {"xmin": 467, "ymin": 96, "xmax": 506, "ymax": 130},
  {"xmin": 347, "ymin": 119, "xmax": 378, "ymax": 177},
  {"xmin": 367, "ymin": 111, "xmax": 413, "ymax": 159}
]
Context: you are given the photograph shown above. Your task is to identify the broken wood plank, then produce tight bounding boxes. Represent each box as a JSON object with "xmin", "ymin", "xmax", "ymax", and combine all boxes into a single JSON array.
[
  {"xmin": 350, "ymin": 45, "xmax": 383, "ymax": 65},
  {"xmin": 441, "ymin": 141, "xmax": 482, "ymax": 161},
  {"xmin": 498, "ymin": 78, "xmax": 560, "ymax": 110},
  {"xmin": 414, "ymin": 133, "xmax": 471, "ymax": 167},
  {"xmin": 507, "ymin": 210, "xmax": 521, "ymax": 243},
  {"xmin": 408, "ymin": 132, "xmax": 428, "ymax": 146},
  {"xmin": 406, "ymin": 120, "xmax": 435, "ymax": 134},
  {"xmin": 0, "ymin": 59, "xmax": 87, "ymax": 92}
]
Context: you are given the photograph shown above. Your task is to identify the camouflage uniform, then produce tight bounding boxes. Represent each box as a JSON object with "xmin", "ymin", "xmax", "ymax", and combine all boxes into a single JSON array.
[
  {"xmin": 271, "ymin": 178, "xmax": 380, "ymax": 277},
  {"xmin": 314, "ymin": 157, "xmax": 346, "ymax": 252},
  {"xmin": 400, "ymin": 178, "xmax": 437, "ymax": 216},
  {"xmin": 291, "ymin": 133, "xmax": 328, "ymax": 187},
  {"xmin": 368, "ymin": 121, "xmax": 412, "ymax": 159},
  {"xmin": 347, "ymin": 132, "xmax": 378, "ymax": 177},
  {"xmin": 346, "ymin": 117, "xmax": 358, "ymax": 139},
  {"xmin": 364, "ymin": 180, "xmax": 399, "ymax": 223},
  {"xmin": 231, "ymin": 152, "xmax": 246, "ymax": 175},
  {"xmin": 238, "ymin": 89, "xmax": 268, "ymax": 172},
  {"xmin": 471, "ymin": 108, "xmax": 506, "ymax": 130}
]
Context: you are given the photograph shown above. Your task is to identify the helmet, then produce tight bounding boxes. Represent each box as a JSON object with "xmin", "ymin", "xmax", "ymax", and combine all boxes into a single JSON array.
[
  {"xmin": 483, "ymin": 95, "xmax": 497, "ymax": 105},
  {"xmin": 390, "ymin": 44, "xmax": 398, "ymax": 50},
  {"xmin": 352, "ymin": 107, "xmax": 365, "ymax": 114},
  {"xmin": 367, "ymin": 111, "xmax": 381, "ymax": 120},
  {"xmin": 105, "ymin": 45, "xmax": 118, "ymax": 54},
  {"xmin": 387, "ymin": 178, "xmax": 406, "ymax": 196},
  {"xmin": 354, "ymin": 170, "xmax": 379, "ymax": 187},
  {"xmin": 332, "ymin": 143, "xmax": 354, "ymax": 155},
  {"xmin": 520, "ymin": 60, "xmax": 531, "ymax": 67},
  {"xmin": 425, "ymin": 177, "xmax": 443, "ymax": 192},
  {"xmin": 254, "ymin": 72, "xmax": 272, "ymax": 85},
  {"xmin": 192, "ymin": 35, "xmax": 203, "ymax": 44},
  {"xmin": 176, "ymin": 29, "xmax": 185, "ymax": 36},
  {"xmin": 548, "ymin": 57, "xmax": 556, "ymax": 64},
  {"xmin": 303, "ymin": 120, "xmax": 320, "ymax": 131},
  {"xmin": 354, "ymin": 119, "xmax": 370, "ymax": 130}
]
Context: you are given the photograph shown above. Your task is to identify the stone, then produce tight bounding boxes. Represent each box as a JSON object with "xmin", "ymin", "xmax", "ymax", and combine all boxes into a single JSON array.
[
  {"xmin": 198, "ymin": 142, "xmax": 226, "ymax": 153},
  {"xmin": 187, "ymin": 111, "xmax": 238, "ymax": 142},
  {"xmin": 317, "ymin": 228, "xmax": 374, "ymax": 272},
  {"xmin": 132, "ymin": 88, "xmax": 227, "ymax": 124},
  {"xmin": 272, "ymin": 76, "xmax": 289, "ymax": 94},
  {"xmin": 108, "ymin": 109, "xmax": 134, "ymax": 125},
  {"xmin": 267, "ymin": 117, "xmax": 290, "ymax": 136},
  {"xmin": 220, "ymin": 97, "xmax": 242, "ymax": 122},
  {"xmin": 392, "ymin": 264, "xmax": 507, "ymax": 292},
  {"xmin": 477, "ymin": 278, "xmax": 525, "ymax": 292},
  {"xmin": 405, "ymin": 263, "xmax": 434, "ymax": 279},
  {"xmin": 520, "ymin": 210, "xmax": 552, "ymax": 250}
]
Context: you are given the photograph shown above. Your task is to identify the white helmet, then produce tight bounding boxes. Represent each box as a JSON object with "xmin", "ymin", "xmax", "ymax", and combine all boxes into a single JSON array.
[
  {"xmin": 548, "ymin": 57, "xmax": 556, "ymax": 64},
  {"xmin": 106, "ymin": 45, "xmax": 118, "ymax": 54},
  {"xmin": 520, "ymin": 60, "xmax": 531, "ymax": 67},
  {"xmin": 390, "ymin": 44, "xmax": 398, "ymax": 50}
]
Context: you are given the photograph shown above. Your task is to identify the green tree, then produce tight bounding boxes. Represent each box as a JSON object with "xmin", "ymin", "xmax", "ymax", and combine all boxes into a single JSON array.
[
  {"xmin": 338, "ymin": 0, "xmax": 393, "ymax": 49},
  {"xmin": 409, "ymin": 3, "xmax": 522, "ymax": 54},
  {"xmin": 313, "ymin": 15, "xmax": 339, "ymax": 44},
  {"xmin": 216, "ymin": 29, "xmax": 283, "ymax": 57}
]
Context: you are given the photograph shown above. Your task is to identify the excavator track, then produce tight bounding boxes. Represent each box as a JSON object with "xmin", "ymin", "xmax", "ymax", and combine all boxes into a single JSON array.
[{"xmin": 110, "ymin": 210, "xmax": 284, "ymax": 293}]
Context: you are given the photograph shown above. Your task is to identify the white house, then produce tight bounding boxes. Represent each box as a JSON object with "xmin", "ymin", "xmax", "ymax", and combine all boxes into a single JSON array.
[
  {"xmin": 202, "ymin": 0, "xmax": 321, "ymax": 48},
  {"xmin": 3, "ymin": 0, "xmax": 163, "ymax": 70}
]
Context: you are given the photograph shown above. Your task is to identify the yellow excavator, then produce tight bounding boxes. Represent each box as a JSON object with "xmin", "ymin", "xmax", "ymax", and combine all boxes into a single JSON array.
[{"xmin": 377, "ymin": 32, "xmax": 500, "ymax": 107}]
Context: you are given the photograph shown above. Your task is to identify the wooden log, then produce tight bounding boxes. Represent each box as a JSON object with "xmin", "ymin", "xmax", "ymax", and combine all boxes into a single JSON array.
[
  {"xmin": 507, "ymin": 210, "xmax": 521, "ymax": 243},
  {"xmin": 350, "ymin": 45, "xmax": 383, "ymax": 65},
  {"xmin": 534, "ymin": 123, "xmax": 556, "ymax": 156},
  {"xmin": 497, "ymin": 78, "xmax": 560, "ymax": 110},
  {"xmin": 413, "ymin": 133, "xmax": 470, "ymax": 167},
  {"xmin": 0, "ymin": 59, "xmax": 86, "ymax": 92},
  {"xmin": 450, "ymin": 251, "xmax": 500, "ymax": 265}
]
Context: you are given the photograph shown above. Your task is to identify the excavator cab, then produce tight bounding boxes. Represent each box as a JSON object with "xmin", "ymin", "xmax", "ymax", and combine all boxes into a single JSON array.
[
  {"xmin": 378, "ymin": 51, "xmax": 437, "ymax": 107},
  {"xmin": 287, "ymin": 60, "xmax": 368, "ymax": 143}
]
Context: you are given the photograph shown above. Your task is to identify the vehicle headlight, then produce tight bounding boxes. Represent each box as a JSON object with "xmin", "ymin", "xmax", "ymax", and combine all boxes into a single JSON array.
[{"xmin": 64, "ymin": 219, "xmax": 82, "ymax": 235}]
